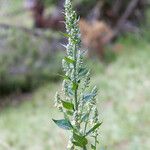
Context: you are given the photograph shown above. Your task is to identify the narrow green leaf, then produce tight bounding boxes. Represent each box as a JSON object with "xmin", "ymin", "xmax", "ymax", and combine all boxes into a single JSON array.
[
  {"xmin": 60, "ymin": 32, "xmax": 77, "ymax": 43},
  {"xmin": 57, "ymin": 74, "xmax": 70, "ymax": 80},
  {"xmin": 86, "ymin": 122, "xmax": 102, "ymax": 136},
  {"xmin": 61, "ymin": 100, "xmax": 74, "ymax": 110},
  {"xmin": 59, "ymin": 32, "xmax": 71, "ymax": 38},
  {"xmin": 78, "ymin": 68, "xmax": 88, "ymax": 77},
  {"xmin": 73, "ymin": 132, "xmax": 88, "ymax": 148},
  {"xmin": 52, "ymin": 119, "xmax": 73, "ymax": 130},
  {"xmin": 72, "ymin": 82, "xmax": 78, "ymax": 91},
  {"xmin": 91, "ymin": 144, "xmax": 96, "ymax": 150},
  {"xmin": 63, "ymin": 75, "xmax": 70, "ymax": 80},
  {"xmin": 64, "ymin": 57, "xmax": 75, "ymax": 64}
]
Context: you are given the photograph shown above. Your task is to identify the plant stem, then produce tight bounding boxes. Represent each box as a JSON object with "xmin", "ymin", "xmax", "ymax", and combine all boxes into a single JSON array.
[
  {"xmin": 84, "ymin": 108, "xmax": 92, "ymax": 134},
  {"xmin": 94, "ymin": 131, "xmax": 98, "ymax": 150},
  {"xmin": 73, "ymin": 45, "xmax": 78, "ymax": 111}
]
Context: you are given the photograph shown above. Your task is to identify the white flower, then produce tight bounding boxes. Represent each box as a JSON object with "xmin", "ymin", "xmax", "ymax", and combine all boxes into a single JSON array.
[
  {"xmin": 71, "ymin": 120, "xmax": 76, "ymax": 126},
  {"xmin": 67, "ymin": 140, "xmax": 74, "ymax": 149}
]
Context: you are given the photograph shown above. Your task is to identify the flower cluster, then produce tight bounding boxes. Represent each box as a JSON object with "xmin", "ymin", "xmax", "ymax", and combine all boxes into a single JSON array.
[{"xmin": 53, "ymin": 0, "xmax": 101, "ymax": 150}]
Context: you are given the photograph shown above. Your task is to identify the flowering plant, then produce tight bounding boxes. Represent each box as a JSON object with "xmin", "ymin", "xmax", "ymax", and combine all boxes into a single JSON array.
[{"xmin": 53, "ymin": 0, "xmax": 101, "ymax": 149}]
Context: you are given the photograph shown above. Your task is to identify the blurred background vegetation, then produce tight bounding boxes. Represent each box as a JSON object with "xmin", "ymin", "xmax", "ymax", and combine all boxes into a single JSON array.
[{"xmin": 0, "ymin": 0, "xmax": 150, "ymax": 150}]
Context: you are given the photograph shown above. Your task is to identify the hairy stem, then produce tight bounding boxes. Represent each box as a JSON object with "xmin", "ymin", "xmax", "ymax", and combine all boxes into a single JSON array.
[
  {"xmin": 74, "ymin": 45, "xmax": 78, "ymax": 111},
  {"xmin": 84, "ymin": 108, "xmax": 92, "ymax": 135},
  {"xmin": 94, "ymin": 131, "xmax": 98, "ymax": 150}
]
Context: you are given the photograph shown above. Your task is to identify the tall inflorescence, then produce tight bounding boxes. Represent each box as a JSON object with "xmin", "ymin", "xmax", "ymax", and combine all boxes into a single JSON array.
[{"xmin": 53, "ymin": 0, "xmax": 101, "ymax": 150}]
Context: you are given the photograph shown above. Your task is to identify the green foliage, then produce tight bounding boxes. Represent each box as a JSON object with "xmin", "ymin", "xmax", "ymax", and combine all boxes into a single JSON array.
[
  {"xmin": 53, "ymin": 0, "xmax": 101, "ymax": 149},
  {"xmin": 52, "ymin": 119, "xmax": 73, "ymax": 130},
  {"xmin": 103, "ymin": 48, "xmax": 117, "ymax": 64},
  {"xmin": 0, "ymin": 30, "xmax": 63, "ymax": 96}
]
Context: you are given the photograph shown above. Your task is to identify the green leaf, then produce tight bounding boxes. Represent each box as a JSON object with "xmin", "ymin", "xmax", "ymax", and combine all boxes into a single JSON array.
[
  {"xmin": 72, "ymin": 141, "xmax": 84, "ymax": 148},
  {"xmin": 66, "ymin": 110, "xmax": 73, "ymax": 116},
  {"xmin": 63, "ymin": 75, "xmax": 70, "ymax": 80},
  {"xmin": 83, "ymin": 94, "xmax": 96, "ymax": 102},
  {"xmin": 72, "ymin": 82, "xmax": 78, "ymax": 91},
  {"xmin": 86, "ymin": 122, "xmax": 102, "ymax": 136},
  {"xmin": 52, "ymin": 119, "xmax": 73, "ymax": 130},
  {"xmin": 91, "ymin": 144, "xmax": 96, "ymax": 150},
  {"xmin": 73, "ymin": 132, "xmax": 88, "ymax": 148},
  {"xmin": 60, "ymin": 32, "xmax": 76, "ymax": 43},
  {"xmin": 57, "ymin": 74, "xmax": 70, "ymax": 80},
  {"xmin": 78, "ymin": 68, "xmax": 88, "ymax": 77},
  {"xmin": 59, "ymin": 32, "xmax": 71, "ymax": 38},
  {"xmin": 61, "ymin": 100, "xmax": 74, "ymax": 110},
  {"xmin": 64, "ymin": 57, "xmax": 75, "ymax": 64}
]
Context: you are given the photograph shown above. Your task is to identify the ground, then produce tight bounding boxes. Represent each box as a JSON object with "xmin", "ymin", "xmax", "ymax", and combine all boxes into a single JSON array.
[{"xmin": 0, "ymin": 39, "xmax": 150, "ymax": 150}]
